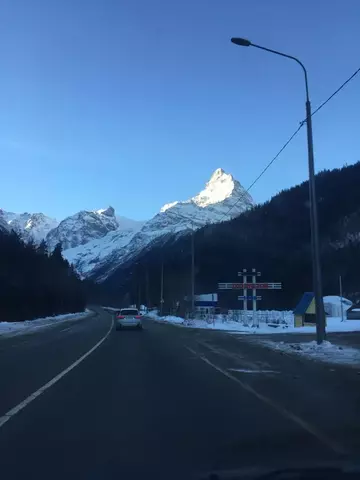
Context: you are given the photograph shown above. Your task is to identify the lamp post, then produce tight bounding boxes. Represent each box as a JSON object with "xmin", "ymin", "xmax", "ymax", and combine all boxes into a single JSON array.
[{"xmin": 231, "ymin": 37, "xmax": 326, "ymax": 344}]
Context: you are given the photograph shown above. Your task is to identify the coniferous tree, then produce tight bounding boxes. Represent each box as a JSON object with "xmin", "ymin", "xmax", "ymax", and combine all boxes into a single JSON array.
[{"xmin": 0, "ymin": 232, "xmax": 88, "ymax": 322}]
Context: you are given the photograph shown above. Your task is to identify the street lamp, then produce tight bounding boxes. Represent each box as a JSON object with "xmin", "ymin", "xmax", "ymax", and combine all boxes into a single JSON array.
[{"xmin": 231, "ymin": 37, "xmax": 326, "ymax": 344}]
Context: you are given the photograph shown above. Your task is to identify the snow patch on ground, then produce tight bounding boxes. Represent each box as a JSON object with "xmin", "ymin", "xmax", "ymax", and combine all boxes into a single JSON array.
[
  {"xmin": 147, "ymin": 311, "xmax": 184, "ymax": 325},
  {"xmin": 0, "ymin": 310, "xmax": 92, "ymax": 337},
  {"xmin": 230, "ymin": 316, "xmax": 360, "ymax": 335},
  {"xmin": 260, "ymin": 339, "xmax": 360, "ymax": 366}
]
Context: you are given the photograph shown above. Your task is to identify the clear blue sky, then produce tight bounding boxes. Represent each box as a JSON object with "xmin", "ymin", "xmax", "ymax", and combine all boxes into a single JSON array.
[{"xmin": 1, "ymin": 0, "xmax": 359, "ymax": 221}]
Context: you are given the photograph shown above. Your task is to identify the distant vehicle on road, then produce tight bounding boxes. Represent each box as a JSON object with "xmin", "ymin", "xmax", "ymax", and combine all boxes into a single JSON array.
[{"xmin": 116, "ymin": 308, "xmax": 143, "ymax": 330}]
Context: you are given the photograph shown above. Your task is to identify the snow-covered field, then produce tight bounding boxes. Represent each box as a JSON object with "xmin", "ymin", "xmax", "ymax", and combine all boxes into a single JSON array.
[{"xmin": 0, "ymin": 310, "xmax": 92, "ymax": 337}]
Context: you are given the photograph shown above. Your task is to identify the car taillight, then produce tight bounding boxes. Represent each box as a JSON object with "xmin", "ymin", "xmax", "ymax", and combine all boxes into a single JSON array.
[
  {"xmin": 135, "ymin": 316, "xmax": 141, "ymax": 319},
  {"xmin": 117, "ymin": 315, "xmax": 125, "ymax": 319}
]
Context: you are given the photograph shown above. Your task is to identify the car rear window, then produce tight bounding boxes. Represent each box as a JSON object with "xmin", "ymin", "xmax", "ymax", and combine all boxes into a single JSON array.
[{"xmin": 120, "ymin": 309, "xmax": 138, "ymax": 315}]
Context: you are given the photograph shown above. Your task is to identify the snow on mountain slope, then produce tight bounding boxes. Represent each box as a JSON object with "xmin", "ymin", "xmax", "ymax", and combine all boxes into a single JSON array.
[
  {"xmin": 63, "ymin": 226, "xmax": 142, "ymax": 275},
  {"xmin": 0, "ymin": 210, "xmax": 58, "ymax": 243},
  {"xmin": 64, "ymin": 168, "xmax": 254, "ymax": 281},
  {"xmin": 46, "ymin": 206, "xmax": 121, "ymax": 251},
  {"xmin": 159, "ymin": 168, "xmax": 253, "ymax": 224},
  {"xmin": 0, "ymin": 211, "xmax": 10, "ymax": 233},
  {"xmin": 116, "ymin": 215, "xmax": 146, "ymax": 231}
]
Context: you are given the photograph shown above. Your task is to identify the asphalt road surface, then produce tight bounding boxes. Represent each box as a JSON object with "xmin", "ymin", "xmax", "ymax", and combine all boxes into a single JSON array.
[{"xmin": 1, "ymin": 308, "xmax": 360, "ymax": 479}]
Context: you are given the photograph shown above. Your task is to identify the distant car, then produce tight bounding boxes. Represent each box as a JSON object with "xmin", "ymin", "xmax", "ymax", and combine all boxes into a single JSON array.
[
  {"xmin": 346, "ymin": 305, "xmax": 360, "ymax": 320},
  {"xmin": 115, "ymin": 308, "xmax": 143, "ymax": 330}
]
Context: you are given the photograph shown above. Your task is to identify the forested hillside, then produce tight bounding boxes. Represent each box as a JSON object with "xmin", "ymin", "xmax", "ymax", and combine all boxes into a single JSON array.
[
  {"xmin": 103, "ymin": 162, "xmax": 360, "ymax": 312},
  {"xmin": 0, "ymin": 231, "xmax": 86, "ymax": 322}
]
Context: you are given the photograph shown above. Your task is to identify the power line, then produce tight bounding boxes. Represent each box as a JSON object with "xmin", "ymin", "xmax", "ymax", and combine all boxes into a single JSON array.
[
  {"xmin": 156, "ymin": 65, "xmax": 360, "ymax": 311},
  {"xmin": 164, "ymin": 66, "xmax": 360, "ymax": 227},
  {"xmin": 223, "ymin": 124, "xmax": 304, "ymax": 219},
  {"xmin": 217, "ymin": 65, "xmax": 360, "ymax": 222},
  {"xmin": 311, "ymin": 66, "xmax": 360, "ymax": 117}
]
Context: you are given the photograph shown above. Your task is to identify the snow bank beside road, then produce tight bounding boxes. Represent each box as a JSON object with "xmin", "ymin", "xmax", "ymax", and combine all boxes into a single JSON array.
[
  {"xmin": 261, "ymin": 339, "xmax": 360, "ymax": 366},
  {"xmin": 147, "ymin": 311, "xmax": 360, "ymax": 335},
  {"xmin": 147, "ymin": 311, "xmax": 287, "ymax": 332},
  {"xmin": 0, "ymin": 310, "xmax": 92, "ymax": 337},
  {"xmin": 230, "ymin": 316, "xmax": 360, "ymax": 335},
  {"xmin": 147, "ymin": 311, "xmax": 184, "ymax": 324}
]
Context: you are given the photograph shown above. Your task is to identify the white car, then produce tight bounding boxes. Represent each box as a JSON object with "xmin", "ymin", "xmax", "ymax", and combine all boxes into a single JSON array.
[{"xmin": 115, "ymin": 308, "xmax": 143, "ymax": 330}]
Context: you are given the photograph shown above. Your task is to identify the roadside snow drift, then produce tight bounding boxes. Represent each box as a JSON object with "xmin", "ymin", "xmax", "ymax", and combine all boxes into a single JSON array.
[
  {"xmin": 0, "ymin": 310, "xmax": 92, "ymax": 337},
  {"xmin": 147, "ymin": 310, "xmax": 360, "ymax": 335},
  {"xmin": 261, "ymin": 340, "xmax": 360, "ymax": 366}
]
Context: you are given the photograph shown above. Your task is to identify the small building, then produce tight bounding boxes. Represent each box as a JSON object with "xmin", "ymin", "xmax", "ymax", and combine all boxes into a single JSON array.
[
  {"xmin": 323, "ymin": 295, "xmax": 352, "ymax": 317},
  {"xmin": 294, "ymin": 292, "xmax": 316, "ymax": 327},
  {"xmin": 194, "ymin": 293, "xmax": 218, "ymax": 315}
]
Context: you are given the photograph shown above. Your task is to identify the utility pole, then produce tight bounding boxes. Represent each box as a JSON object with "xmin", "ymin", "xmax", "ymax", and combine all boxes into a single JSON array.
[
  {"xmin": 231, "ymin": 37, "xmax": 326, "ymax": 344},
  {"xmin": 252, "ymin": 268, "xmax": 257, "ymax": 327},
  {"xmin": 160, "ymin": 261, "xmax": 164, "ymax": 316},
  {"xmin": 138, "ymin": 282, "xmax": 141, "ymax": 310},
  {"xmin": 191, "ymin": 222, "xmax": 195, "ymax": 315},
  {"xmin": 305, "ymin": 99, "xmax": 326, "ymax": 343},
  {"xmin": 242, "ymin": 269, "xmax": 248, "ymax": 325},
  {"xmin": 339, "ymin": 275, "xmax": 344, "ymax": 322},
  {"xmin": 165, "ymin": 210, "xmax": 196, "ymax": 316},
  {"xmin": 145, "ymin": 267, "xmax": 150, "ymax": 308}
]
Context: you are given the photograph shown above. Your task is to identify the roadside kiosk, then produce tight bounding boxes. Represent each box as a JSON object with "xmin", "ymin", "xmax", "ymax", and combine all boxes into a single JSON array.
[{"xmin": 294, "ymin": 292, "xmax": 317, "ymax": 327}]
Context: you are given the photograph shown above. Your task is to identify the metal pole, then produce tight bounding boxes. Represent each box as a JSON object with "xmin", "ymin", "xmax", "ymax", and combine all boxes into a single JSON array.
[
  {"xmin": 339, "ymin": 275, "xmax": 344, "ymax": 322},
  {"xmin": 305, "ymin": 100, "xmax": 326, "ymax": 344},
  {"xmin": 160, "ymin": 262, "xmax": 164, "ymax": 316},
  {"xmin": 243, "ymin": 269, "xmax": 247, "ymax": 324},
  {"xmin": 231, "ymin": 39, "xmax": 326, "ymax": 344},
  {"xmin": 145, "ymin": 267, "xmax": 150, "ymax": 308},
  {"xmin": 252, "ymin": 268, "xmax": 257, "ymax": 327},
  {"xmin": 191, "ymin": 223, "xmax": 195, "ymax": 314}
]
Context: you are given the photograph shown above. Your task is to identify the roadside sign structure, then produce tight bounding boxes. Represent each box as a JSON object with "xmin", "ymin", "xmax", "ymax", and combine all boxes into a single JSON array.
[
  {"xmin": 238, "ymin": 296, "xmax": 262, "ymax": 300},
  {"xmin": 218, "ymin": 269, "xmax": 282, "ymax": 327},
  {"xmin": 218, "ymin": 283, "xmax": 282, "ymax": 290}
]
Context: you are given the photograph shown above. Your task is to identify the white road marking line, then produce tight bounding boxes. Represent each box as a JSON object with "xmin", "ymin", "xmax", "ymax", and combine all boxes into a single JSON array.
[
  {"xmin": 0, "ymin": 314, "xmax": 114, "ymax": 430},
  {"xmin": 185, "ymin": 346, "xmax": 347, "ymax": 455},
  {"xmin": 185, "ymin": 346, "xmax": 198, "ymax": 356},
  {"xmin": 59, "ymin": 327, "xmax": 72, "ymax": 333},
  {"xmin": 228, "ymin": 368, "xmax": 280, "ymax": 374}
]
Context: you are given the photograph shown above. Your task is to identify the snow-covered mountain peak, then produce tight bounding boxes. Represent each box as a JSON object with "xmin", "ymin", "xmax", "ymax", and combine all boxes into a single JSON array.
[
  {"xmin": 0, "ymin": 210, "xmax": 10, "ymax": 233},
  {"xmin": 209, "ymin": 167, "xmax": 227, "ymax": 182},
  {"xmin": 46, "ymin": 207, "xmax": 120, "ymax": 251},
  {"xmin": 3, "ymin": 168, "xmax": 254, "ymax": 281},
  {"xmin": 0, "ymin": 209, "xmax": 58, "ymax": 243},
  {"xmin": 192, "ymin": 168, "xmax": 238, "ymax": 208},
  {"xmin": 160, "ymin": 201, "xmax": 179, "ymax": 213},
  {"xmin": 95, "ymin": 206, "xmax": 115, "ymax": 217},
  {"xmin": 160, "ymin": 168, "xmax": 252, "ymax": 216}
]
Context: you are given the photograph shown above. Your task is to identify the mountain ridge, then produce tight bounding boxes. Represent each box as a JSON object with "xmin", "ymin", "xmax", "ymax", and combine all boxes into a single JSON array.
[
  {"xmin": 2, "ymin": 168, "xmax": 254, "ymax": 281},
  {"xmin": 0, "ymin": 210, "xmax": 58, "ymax": 243},
  {"xmin": 102, "ymin": 162, "xmax": 360, "ymax": 310},
  {"xmin": 63, "ymin": 168, "xmax": 253, "ymax": 280}
]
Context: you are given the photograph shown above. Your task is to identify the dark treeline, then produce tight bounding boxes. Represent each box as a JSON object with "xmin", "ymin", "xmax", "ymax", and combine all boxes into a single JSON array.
[
  {"xmin": 0, "ymin": 232, "xmax": 86, "ymax": 322},
  {"xmin": 103, "ymin": 162, "xmax": 360, "ymax": 312}
]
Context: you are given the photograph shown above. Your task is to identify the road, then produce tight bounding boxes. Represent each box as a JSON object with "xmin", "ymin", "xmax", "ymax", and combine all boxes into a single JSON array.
[{"xmin": 1, "ymin": 309, "xmax": 360, "ymax": 479}]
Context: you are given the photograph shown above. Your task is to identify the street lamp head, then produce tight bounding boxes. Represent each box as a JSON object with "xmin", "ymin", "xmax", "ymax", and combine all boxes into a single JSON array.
[{"xmin": 231, "ymin": 37, "xmax": 252, "ymax": 47}]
